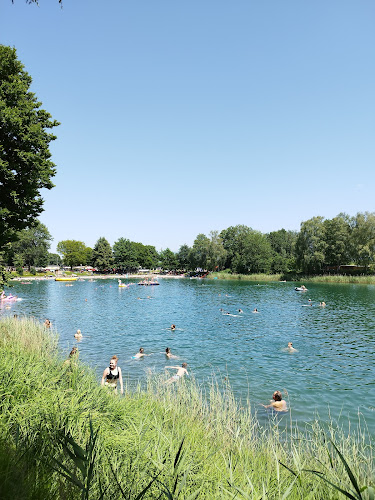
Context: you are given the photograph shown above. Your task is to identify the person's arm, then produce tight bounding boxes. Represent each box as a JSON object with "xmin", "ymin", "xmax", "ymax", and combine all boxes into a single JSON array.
[
  {"xmin": 165, "ymin": 366, "xmax": 179, "ymax": 369},
  {"xmin": 101, "ymin": 368, "xmax": 108, "ymax": 386},
  {"xmin": 118, "ymin": 367, "xmax": 123, "ymax": 395}
]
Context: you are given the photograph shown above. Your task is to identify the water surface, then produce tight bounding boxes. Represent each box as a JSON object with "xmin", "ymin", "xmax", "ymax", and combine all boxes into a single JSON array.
[{"xmin": 3, "ymin": 278, "xmax": 375, "ymax": 431}]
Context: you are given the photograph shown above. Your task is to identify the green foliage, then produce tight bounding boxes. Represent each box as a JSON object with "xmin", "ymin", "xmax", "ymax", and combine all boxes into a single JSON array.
[
  {"xmin": 221, "ymin": 225, "xmax": 272, "ymax": 274},
  {"xmin": 57, "ymin": 240, "xmax": 90, "ymax": 269},
  {"xmin": 295, "ymin": 216, "xmax": 327, "ymax": 274},
  {"xmin": 91, "ymin": 237, "xmax": 113, "ymax": 271},
  {"xmin": 113, "ymin": 237, "xmax": 139, "ymax": 271},
  {"xmin": 176, "ymin": 244, "xmax": 191, "ymax": 270},
  {"xmin": 159, "ymin": 248, "xmax": 177, "ymax": 270},
  {"xmin": 48, "ymin": 252, "xmax": 62, "ymax": 266},
  {"xmin": 350, "ymin": 212, "xmax": 375, "ymax": 271},
  {"xmin": 4, "ymin": 221, "xmax": 52, "ymax": 269},
  {"xmin": 0, "ymin": 45, "xmax": 59, "ymax": 250}
]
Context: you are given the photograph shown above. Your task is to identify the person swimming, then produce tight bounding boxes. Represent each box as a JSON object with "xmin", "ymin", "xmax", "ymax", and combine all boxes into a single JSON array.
[
  {"xmin": 262, "ymin": 391, "xmax": 287, "ymax": 412},
  {"xmin": 171, "ymin": 324, "xmax": 176, "ymax": 331},
  {"xmin": 132, "ymin": 348, "xmax": 145, "ymax": 359},
  {"xmin": 74, "ymin": 329, "xmax": 82, "ymax": 339},
  {"xmin": 44, "ymin": 319, "xmax": 51, "ymax": 328},
  {"xmin": 101, "ymin": 355, "xmax": 123, "ymax": 394},
  {"xmin": 238, "ymin": 309, "xmax": 243, "ymax": 313},
  {"xmin": 164, "ymin": 363, "xmax": 188, "ymax": 385},
  {"xmin": 287, "ymin": 342, "xmax": 297, "ymax": 352},
  {"xmin": 252, "ymin": 308, "xmax": 259, "ymax": 313}
]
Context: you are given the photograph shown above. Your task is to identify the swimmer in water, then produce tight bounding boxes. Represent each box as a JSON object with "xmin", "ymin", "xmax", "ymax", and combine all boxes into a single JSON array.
[
  {"xmin": 101, "ymin": 355, "xmax": 123, "ymax": 394},
  {"xmin": 262, "ymin": 391, "xmax": 287, "ymax": 412},
  {"xmin": 238, "ymin": 309, "xmax": 243, "ymax": 313},
  {"xmin": 133, "ymin": 348, "xmax": 145, "ymax": 359},
  {"xmin": 287, "ymin": 342, "xmax": 297, "ymax": 352},
  {"xmin": 44, "ymin": 319, "xmax": 51, "ymax": 328},
  {"xmin": 252, "ymin": 308, "xmax": 259, "ymax": 313},
  {"xmin": 164, "ymin": 363, "xmax": 188, "ymax": 385},
  {"xmin": 171, "ymin": 324, "xmax": 176, "ymax": 331},
  {"xmin": 165, "ymin": 347, "xmax": 178, "ymax": 359},
  {"xmin": 319, "ymin": 301, "xmax": 326, "ymax": 307},
  {"xmin": 74, "ymin": 329, "xmax": 82, "ymax": 339}
]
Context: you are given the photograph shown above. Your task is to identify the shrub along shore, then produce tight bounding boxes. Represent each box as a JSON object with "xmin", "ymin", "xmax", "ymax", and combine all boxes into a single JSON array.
[{"xmin": 0, "ymin": 317, "xmax": 373, "ymax": 499}]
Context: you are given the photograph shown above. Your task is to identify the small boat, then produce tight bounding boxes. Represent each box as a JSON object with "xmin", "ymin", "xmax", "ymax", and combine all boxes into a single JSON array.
[
  {"xmin": 55, "ymin": 277, "xmax": 78, "ymax": 282},
  {"xmin": 138, "ymin": 279, "xmax": 159, "ymax": 286}
]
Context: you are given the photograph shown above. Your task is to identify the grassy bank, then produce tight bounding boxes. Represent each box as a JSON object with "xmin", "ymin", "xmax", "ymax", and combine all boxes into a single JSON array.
[
  {"xmin": 208, "ymin": 270, "xmax": 375, "ymax": 284},
  {"xmin": 0, "ymin": 318, "xmax": 373, "ymax": 499}
]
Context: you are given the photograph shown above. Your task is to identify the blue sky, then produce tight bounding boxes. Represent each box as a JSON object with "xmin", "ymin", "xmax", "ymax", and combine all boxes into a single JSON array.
[{"xmin": 2, "ymin": 0, "xmax": 375, "ymax": 252}]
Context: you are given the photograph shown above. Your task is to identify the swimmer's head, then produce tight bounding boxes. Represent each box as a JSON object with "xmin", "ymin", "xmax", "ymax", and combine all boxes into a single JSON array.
[
  {"xmin": 288, "ymin": 342, "xmax": 293, "ymax": 348},
  {"xmin": 182, "ymin": 363, "xmax": 188, "ymax": 368},
  {"xmin": 140, "ymin": 348, "xmax": 144, "ymax": 353},
  {"xmin": 69, "ymin": 347, "xmax": 78, "ymax": 357},
  {"xmin": 166, "ymin": 348, "xmax": 170, "ymax": 353},
  {"xmin": 76, "ymin": 329, "xmax": 81, "ymax": 334},
  {"xmin": 273, "ymin": 391, "xmax": 282, "ymax": 401}
]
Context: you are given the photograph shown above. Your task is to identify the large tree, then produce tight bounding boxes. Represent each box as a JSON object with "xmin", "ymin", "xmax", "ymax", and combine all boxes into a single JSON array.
[
  {"xmin": 0, "ymin": 45, "xmax": 59, "ymax": 249},
  {"xmin": 295, "ymin": 216, "xmax": 327, "ymax": 274},
  {"xmin": 113, "ymin": 238, "xmax": 139, "ymax": 272},
  {"xmin": 56, "ymin": 240, "xmax": 89, "ymax": 269},
  {"xmin": 92, "ymin": 237, "xmax": 113, "ymax": 271},
  {"xmin": 6, "ymin": 221, "xmax": 52, "ymax": 269}
]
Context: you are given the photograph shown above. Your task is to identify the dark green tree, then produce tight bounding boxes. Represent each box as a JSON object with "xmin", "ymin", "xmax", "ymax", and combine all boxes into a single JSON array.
[
  {"xmin": 159, "ymin": 248, "xmax": 177, "ymax": 270},
  {"xmin": 176, "ymin": 244, "xmax": 192, "ymax": 270},
  {"xmin": 56, "ymin": 240, "xmax": 89, "ymax": 269},
  {"xmin": 48, "ymin": 253, "xmax": 62, "ymax": 266},
  {"xmin": 0, "ymin": 45, "xmax": 59, "ymax": 250},
  {"xmin": 206, "ymin": 230, "xmax": 227, "ymax": 271},
  {"xmin": 190, "ymin": 234, "xmax": 210, "ymax": 270},
  {"xmin": 113, "ymin": 238, "xmax": 139, "ymax": 272},
  {"xmin": 323, "ymin": 215, "xmax": 350, "ymax": 267},
  {"xmin": 350, "ymin": 212, "xmax": 375, "ymax": 271},
  {"xmin": 268, "ymin": 229, "xmax": 297, "ymax": 273},
  {"xmin": 92, "ymin": 237, "xmax": 113, "ymax": 271},
  {"xmin": 295, "ymin": 217, "xmax": 327, "ymax": 274},
  {"xmin": 7, "ymin": 221, "xmax": 52, "ymax": 269}
]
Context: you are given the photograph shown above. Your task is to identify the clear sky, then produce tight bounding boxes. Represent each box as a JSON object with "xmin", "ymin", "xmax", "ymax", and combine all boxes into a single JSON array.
[{"xmin": 2, "ymin": 0, "xmax": 375, "ymax": 253}]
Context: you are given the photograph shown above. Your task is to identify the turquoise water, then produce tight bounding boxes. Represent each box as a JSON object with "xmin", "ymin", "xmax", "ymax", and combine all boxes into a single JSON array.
[{"xmin": 3, "ymin": 278, "xmax": 375, "ymax": 431}]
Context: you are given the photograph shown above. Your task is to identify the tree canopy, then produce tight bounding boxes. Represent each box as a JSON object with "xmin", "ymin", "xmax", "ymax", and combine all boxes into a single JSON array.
[{"xmin": 0, "ymin": 45, "xmax": 59, "ymax": 250}]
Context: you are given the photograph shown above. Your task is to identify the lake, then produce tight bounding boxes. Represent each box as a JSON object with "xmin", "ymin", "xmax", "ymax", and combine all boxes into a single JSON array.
[{"xmin": 2, "ymin": 277, "xmax": 375, "ymax": 432}]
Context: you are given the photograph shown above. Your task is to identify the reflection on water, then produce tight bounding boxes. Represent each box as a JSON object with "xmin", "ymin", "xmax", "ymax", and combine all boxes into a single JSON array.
[{"xmin": 3, "ymin": 278, "xmax": 375, "ymax": 431}]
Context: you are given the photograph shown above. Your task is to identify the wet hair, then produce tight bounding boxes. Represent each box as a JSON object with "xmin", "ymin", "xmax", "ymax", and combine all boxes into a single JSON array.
[
  {"xmin": 182, "ymin": 363, "xmax": 187, "ymax": 368},
  {"xmin": 69, "ymin": 347, "xmax": 78, "ymax": 357},
  {"xmin": 166, "ymin": 348, "xmax": 171, "ymax": 353},
  {"xmin": 140, "ymin": 348, "xmax": 144, "ymax": 353},
  {"xmin": 273, "ymin": 391, "xmax": 282, "ymax": 401}
]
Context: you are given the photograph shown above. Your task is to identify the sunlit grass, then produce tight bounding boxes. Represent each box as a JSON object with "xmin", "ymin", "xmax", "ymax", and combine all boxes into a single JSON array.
[{"xmin": 0, "ymin": 317, "xmax": 373, "ymax": 498}]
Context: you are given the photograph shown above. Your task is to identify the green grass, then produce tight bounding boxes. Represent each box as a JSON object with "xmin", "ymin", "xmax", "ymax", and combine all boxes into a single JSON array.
[
  {"xmin": 208, "ymin": 271, "xmax": 283, "ymax": 282},
  {"xmin": 0, "ymin": 318, "xmax": 373, "ymax": 499}
]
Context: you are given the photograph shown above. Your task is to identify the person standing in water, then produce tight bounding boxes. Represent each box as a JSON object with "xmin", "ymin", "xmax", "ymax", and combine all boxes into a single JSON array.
[
  {"xmin": 262, "ymin": 391, "xmax": 287, "ymax": 411},
  {"xmin": 101, "ymin": 355, "xmax": 123, "ymax": 394}
]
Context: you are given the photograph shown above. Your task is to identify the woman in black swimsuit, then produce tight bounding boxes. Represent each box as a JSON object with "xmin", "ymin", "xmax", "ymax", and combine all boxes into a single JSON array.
[{"xmin": 101, "ymin": 355, "xmax": 123, "ymax": 394}]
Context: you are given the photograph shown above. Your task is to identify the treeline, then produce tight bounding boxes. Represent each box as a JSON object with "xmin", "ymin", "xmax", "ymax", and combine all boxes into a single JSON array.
[{"xmin": 3, "ymin": 212, "xmax": 375, "ymax": 275}]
